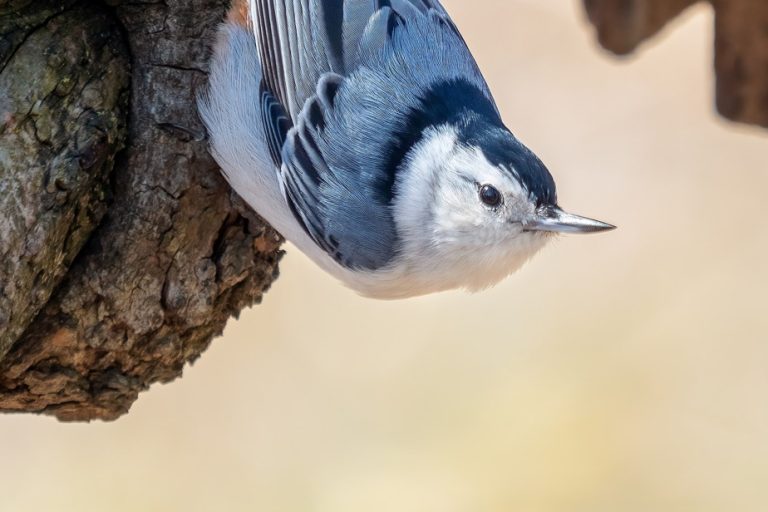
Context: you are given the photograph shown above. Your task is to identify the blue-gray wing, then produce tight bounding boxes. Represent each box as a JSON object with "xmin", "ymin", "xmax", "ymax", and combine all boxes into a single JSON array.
[
  {"xmin": 251, "ymin": 0, "xmax": 457, "ymax": 121},
  {"xmin": 255, "ymin": 1, "xmax": 495, "ymax": 270}
]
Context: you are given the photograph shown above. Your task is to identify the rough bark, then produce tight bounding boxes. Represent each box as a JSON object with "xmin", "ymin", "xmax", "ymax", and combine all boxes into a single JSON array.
[
  {"xmin": 0, "ymin": 0, "xmax": 282, "ymax": 422},
  {"xmin": 0, "ymin": 3, "xmax": 127, "ymax": 363},
  {"xmin": 583, "ymin": 0, "xmax": 768, "ymax": 128}
]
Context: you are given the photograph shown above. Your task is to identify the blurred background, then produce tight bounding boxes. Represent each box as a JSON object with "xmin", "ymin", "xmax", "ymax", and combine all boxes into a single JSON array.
[{"xmin": 2, "ymin": 0, "xmax": 768, "ymax": 510}]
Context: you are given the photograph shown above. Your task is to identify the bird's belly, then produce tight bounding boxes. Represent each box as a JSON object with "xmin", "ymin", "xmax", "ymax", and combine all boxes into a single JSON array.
[{"xmin": 320, "ymin": 232, "xmax": 552, "ymax": 299}]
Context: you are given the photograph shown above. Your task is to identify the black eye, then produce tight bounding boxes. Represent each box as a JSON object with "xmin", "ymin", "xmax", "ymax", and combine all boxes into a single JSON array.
[{"xmin": 479, "ymin": 184, "xmax": 502, "ymax": 207}]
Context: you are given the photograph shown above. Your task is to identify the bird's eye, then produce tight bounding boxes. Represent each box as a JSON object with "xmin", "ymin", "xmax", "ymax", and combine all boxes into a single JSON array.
[{"xmin": 479, "ymin": 184, "xmax": 502, "ymax": 207}]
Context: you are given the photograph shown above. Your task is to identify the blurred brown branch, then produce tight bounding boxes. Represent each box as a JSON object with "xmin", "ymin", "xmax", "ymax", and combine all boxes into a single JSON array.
[{"xmin": 584, "ymin": 0, "xmax": 768, "ymax": 128}]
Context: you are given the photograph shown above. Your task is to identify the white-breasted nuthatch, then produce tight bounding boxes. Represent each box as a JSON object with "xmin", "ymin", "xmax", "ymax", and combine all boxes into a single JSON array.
[{"xmin": 199, "ymin": 0, "xmax": 615, "ymax": 299}]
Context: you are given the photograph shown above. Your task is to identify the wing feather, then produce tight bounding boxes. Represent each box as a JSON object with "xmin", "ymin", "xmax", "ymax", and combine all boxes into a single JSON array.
[
  {"xmin": 342, "ymin": 2, "xmax": 377, "ymax": 70},
  {"xmin": 250, "ymin": 0, "xmax": 455, "ymax": 120}
]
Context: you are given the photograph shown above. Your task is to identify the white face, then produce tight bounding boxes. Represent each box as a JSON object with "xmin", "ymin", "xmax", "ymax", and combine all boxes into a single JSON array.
[{"xmin": 392, "ymin": 126, "xmax": 554, "ymax": 293}]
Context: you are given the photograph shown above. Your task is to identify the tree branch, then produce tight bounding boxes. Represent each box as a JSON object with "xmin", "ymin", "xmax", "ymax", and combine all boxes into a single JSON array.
[{"xmin": 583, "ymin": 0, "xmax": 768, "ymax": 128}]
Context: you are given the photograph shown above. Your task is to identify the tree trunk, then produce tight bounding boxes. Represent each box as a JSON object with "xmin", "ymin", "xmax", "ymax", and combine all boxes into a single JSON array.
[
  {"xmin": 583, "ymin": 0, "xmax": 768, "ymax": 128},
  {"xmin": 0, "ymin": 0, "xmax": 282, "ymax": 422}
]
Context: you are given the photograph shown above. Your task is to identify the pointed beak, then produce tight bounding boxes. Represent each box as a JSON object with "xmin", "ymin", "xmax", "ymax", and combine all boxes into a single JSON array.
[{"xmin": 524, "ymin": 205, "xmax": 616, "ymax": 234}]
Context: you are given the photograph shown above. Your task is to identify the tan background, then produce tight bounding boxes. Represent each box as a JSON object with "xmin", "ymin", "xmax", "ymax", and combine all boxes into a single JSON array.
[{"xmin": 2, "ymin": 0, "xmax": 768, "ymax": 510}]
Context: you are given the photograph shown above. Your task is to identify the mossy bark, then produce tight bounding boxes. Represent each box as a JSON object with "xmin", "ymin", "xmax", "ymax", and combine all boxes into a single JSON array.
[{"xmin": 0, "ymin": 0, "xmax": 282, "ymax": 422}]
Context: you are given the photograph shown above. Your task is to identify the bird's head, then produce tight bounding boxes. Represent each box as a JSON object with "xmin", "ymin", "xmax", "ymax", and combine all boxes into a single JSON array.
[{"xmin": 393, "ymin": 119, "xmax": 614, "ymax": 293}]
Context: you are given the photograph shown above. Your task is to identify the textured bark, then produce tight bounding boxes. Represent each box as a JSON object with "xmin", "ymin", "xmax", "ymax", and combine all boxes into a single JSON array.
[
  {"xmin": 0, "ymin": 0, "xmax": 282, "ymax": 421},
  {"xmin": 0, "ymin": 3, "xmax": 127, "ymax": 363},
  {"xmin": 583, "ymin": 0, "xmax": 768, "ymax": 128}
]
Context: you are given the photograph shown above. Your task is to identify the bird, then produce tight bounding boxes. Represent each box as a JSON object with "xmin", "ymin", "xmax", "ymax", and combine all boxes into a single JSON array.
[{"xmin": 199, "ymin": 0, "xmax": 615, "ymax": 299}]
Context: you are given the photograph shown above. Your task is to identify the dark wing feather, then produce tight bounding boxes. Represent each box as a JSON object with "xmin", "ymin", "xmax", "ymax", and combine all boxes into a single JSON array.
[{"xmin": 260, "ymin": 83, "xmax": 291, "ymax": 167}]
